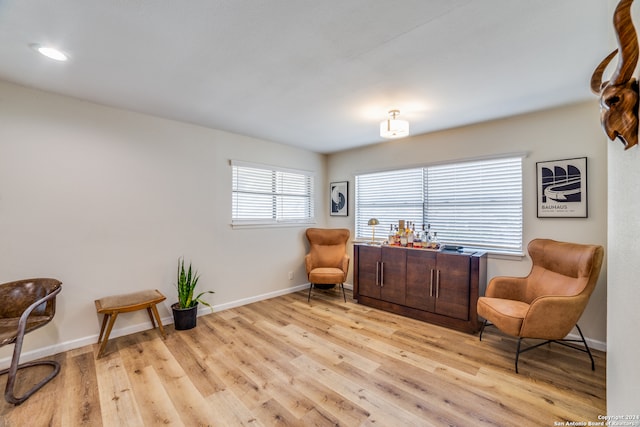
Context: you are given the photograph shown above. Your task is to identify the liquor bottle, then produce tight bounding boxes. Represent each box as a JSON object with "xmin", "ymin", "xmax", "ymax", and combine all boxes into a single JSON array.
[
  {"xmin": 407, "ymin": 223, "xmax": 415, "ymax": 247},
  {"xmin": 399, "ymin": 224, "xmax": 407, "ymax": 247},
  {"xmin": 432, "ymin": 232, "xmax": 440, "ymax": 249},
  {"xmin": 388, "ymin": 225, "xmax": 395, "ymax": 245},
  {"xmin": 413, "ymin": 224, "xmax": 422, "ymax": 248}
]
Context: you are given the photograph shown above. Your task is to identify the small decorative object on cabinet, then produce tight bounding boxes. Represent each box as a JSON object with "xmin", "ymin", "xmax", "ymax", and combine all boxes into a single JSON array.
[
  {"xmin": 353, "ymin": 244, "xmax": 487, "ymax": 333},
  {"xmin": 172, "ymin": 258, "xmax": 214, "ymax": 330}
]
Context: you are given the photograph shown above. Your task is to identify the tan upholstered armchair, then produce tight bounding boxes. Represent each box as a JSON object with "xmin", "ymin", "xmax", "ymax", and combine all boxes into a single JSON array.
[
  {"xmin": 477, "ymin": 239, "xmax": 604, "ymax": 373},
  {"xmin": 305, "ymin": 228, "xmax": 350, "ymax": 302},
  {"xmin": 0, "ymin": 278, "xmax": 62, "ymax": 404}
]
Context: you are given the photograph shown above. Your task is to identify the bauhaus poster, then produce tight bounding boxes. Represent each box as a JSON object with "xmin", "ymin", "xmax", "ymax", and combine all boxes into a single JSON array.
[{"xmin": 536, "ymin": 157, "xmax": 587, "ymax": 218}]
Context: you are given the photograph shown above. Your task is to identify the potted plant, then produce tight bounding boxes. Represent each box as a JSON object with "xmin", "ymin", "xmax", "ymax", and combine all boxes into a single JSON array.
[{"xmin": 171, "ymin": 258, "xmax": 214, "ymax": 330}]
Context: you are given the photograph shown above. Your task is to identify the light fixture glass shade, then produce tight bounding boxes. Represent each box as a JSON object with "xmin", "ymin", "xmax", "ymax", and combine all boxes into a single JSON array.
[{"xmin": 380, "ymin": 110, "xmax": 409, "ymax": 139}]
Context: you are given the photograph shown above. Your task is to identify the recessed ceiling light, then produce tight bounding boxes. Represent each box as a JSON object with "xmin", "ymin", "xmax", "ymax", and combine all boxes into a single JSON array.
[{"xmin": 30, "ymin": 43, "xmax": 68, "ymax": 61}]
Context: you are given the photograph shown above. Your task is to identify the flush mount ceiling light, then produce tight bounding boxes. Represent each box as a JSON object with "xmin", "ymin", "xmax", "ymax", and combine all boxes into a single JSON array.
[
  {"xmin": 30, "ymin": 43, "xmax": 68, "ymax": 61},
  {"xmin": 380, "ymin": 109, "xmax": 409, "ymax": 139}
]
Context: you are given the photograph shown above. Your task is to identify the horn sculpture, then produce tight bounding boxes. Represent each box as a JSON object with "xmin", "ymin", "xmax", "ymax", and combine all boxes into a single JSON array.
[{"xmin": 591, "ymin": 0, "xmax": 639, "ymax": 149}]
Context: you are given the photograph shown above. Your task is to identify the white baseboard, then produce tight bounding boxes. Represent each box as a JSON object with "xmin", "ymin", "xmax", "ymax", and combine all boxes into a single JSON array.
[
  {"xmin": 565, "ymin": 331, "xmax": 606, "ymax": 353},
  {"xmin": 1, "ymin": 282, "xmax": 603, "ymax": 370}
]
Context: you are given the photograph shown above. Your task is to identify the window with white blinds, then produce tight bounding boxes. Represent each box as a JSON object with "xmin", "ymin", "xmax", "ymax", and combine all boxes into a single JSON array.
[
  {"xmin": 232, "ymin": 160, "xmax": 315, "ymax": 226},
  {"xmin": 355, "ymin": 156, "xmax": 523, "ymax": 255}
]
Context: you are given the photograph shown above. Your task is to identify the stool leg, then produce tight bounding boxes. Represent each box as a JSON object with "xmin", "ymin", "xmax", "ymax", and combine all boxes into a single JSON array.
[
  {"xmin": 146, "ymin": 307, "xmax": 157, "ymax": 328},
  {"xmin": 150, "ymin": 304, "xmax": 166, "ymax": 339},
  {"xmin": 97, "ymin": 314, "xmax": 109, "ymax": 344},
  {"xmin": 97, "ymin": 313, "xmax": 118, "ymax": 358}
]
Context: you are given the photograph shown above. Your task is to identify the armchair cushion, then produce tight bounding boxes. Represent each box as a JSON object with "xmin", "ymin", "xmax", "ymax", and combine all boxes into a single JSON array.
[
  {"xmin": 477, "ymin": 298, "xmax": 529, "ymax": 337},
  {"xmin": 308, "ymin": 267, "xmax": 346, "ymax": 285}
]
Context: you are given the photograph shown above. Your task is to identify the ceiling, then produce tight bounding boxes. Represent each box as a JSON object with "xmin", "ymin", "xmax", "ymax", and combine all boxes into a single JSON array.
[{"xmin": 0, "ymin": 0, "xmax": 613, "ymax": 154}]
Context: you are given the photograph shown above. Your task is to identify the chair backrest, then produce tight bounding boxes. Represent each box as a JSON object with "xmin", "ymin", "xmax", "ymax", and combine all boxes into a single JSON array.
[
  {"xmin": 524, "ymin": 239, "xmax": 604, "ymax": 304},
  {"xmin": 305, "ymin": 228, "xmax": 350, "ymax": 269},
  {"xmin": 0, "ymin": 278, "xmax": 62, "ymax": 319}
]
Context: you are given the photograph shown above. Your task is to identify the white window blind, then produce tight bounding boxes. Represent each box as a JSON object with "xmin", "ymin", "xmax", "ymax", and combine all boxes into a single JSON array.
[
  {"xmin": 355, "ymin": 156, "xmax": 523, "ymax": 255},
  {"xmin": 425, "ymin": 157, "xmax": 523, "ymax": 254},
  {"xmin": 355, "ymin": 168, "xmax": 424, "ymax": 239},
  {"xmin": 232, "ymin": 160, "xmax": 314, "ymax": 226}
]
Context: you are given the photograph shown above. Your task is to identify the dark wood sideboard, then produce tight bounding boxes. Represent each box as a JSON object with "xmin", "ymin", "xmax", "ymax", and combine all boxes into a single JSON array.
[{"xmin": 353, "ymin": 243, "xmax": 487, "ymax": 333}]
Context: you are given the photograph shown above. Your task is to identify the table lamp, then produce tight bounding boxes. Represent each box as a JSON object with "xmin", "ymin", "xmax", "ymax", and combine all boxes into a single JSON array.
[{"xmin": 368, "ymin": 218, "xmax": 380, "ymax": 243}]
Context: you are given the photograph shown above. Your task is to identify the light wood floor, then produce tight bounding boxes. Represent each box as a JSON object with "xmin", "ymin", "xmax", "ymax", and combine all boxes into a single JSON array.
[{"xmin": 0, "ymin": 288, "xmax": 606, "ymax": 426}]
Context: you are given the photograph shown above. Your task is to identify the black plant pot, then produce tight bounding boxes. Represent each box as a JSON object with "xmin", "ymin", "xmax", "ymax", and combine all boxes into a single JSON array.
[{"xmin": 172, "ymin": 302, "xmax": 198, "ymax": 330}]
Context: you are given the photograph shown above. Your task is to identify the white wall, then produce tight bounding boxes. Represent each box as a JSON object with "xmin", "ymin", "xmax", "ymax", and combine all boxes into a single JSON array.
[
  {"xmin": 327, "ymin": 101, "xmax": 608, "ymax": 348},
  {"xmin": 0, "ymin": 81, "xmax": 326, "ymax": 363},
  {"xmin": 607, "ymin": 128, "xmax": 640, "ymax": 412}
]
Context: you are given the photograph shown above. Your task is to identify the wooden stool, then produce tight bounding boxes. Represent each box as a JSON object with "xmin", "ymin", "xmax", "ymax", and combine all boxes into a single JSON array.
[{"xmin": 94, "ymin": 289, "xmax": 167, "ymax": 358}]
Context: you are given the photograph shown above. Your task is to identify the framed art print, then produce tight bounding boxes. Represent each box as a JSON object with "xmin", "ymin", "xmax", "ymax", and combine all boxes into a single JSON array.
[
  {"xmin": 330, "ymin": 181, "xmax": 348, "ymax": 216},
  {"xmin": 536, "ymin": 157, "xmax": 587, "ymax": 218}
]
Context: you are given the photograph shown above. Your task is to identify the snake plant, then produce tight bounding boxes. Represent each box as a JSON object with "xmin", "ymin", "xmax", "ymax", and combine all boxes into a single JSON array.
[{"xmin": 176, "ymin": 258, "xmax": 214, "ymax": 310}]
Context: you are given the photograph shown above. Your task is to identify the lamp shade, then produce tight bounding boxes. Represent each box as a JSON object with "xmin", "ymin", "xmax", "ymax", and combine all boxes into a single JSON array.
[
  {"xmin": 380, "ymin": 110, "xmax": 409, "ymax": 139},
  {"xmin": 368, "ymin": 218, "xmax": 380, "ymax": 226}
]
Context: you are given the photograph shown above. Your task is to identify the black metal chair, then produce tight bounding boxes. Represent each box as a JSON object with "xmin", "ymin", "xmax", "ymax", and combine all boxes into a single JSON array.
[{"xmin": 0, "ymin": 278, "xmax": 62, "ymax": 405}]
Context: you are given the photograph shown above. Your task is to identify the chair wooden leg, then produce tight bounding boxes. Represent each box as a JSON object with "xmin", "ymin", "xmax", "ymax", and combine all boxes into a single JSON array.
[
  {"xmin": 307, "ymin": 283, "xmax": 313, "ymax": 303},
  {"xmin": 340, "ymin": 284, "xmax": 346, "ymax": 302}
]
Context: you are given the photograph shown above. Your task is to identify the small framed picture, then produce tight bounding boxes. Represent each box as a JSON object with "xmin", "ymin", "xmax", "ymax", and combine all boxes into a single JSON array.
[
  {"xmin": 536, "ymin": 157, "xmax": 588, "ymax": 218},
  {"xmin": 330, "ymin": 181, "xmax": 348, "ymax": 216}
]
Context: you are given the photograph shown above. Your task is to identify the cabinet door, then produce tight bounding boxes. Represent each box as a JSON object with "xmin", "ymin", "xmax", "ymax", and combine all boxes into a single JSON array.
[
  {"xmin": 357, "ymin": 245, "xmax": 381, "ymax": 299},
  {"xmin": 406, "ymin": 250, "xmax": 436, "ymax": 312},
  {"xmin": 434, "ymin": 252, "xmax": 470, "ymax": 320},
  {"xmin": 380, "ymin": 247, "xmax": 406, "ymax": 305}
]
